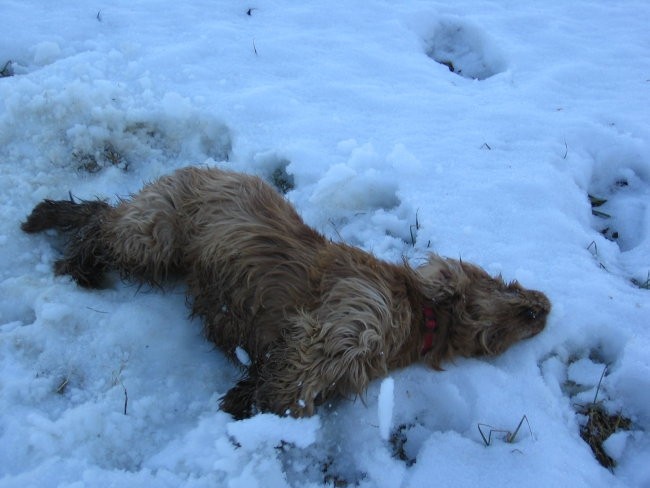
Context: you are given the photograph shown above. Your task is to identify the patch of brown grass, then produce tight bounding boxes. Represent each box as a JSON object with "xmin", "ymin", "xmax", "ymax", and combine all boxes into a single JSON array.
[
  {"xmin": 578, "ymin": 403, "xmax": 631, "ymax": 469},
  {"xmin": 575, "ymin": 366, "xmax": 632, "ymax": 469}
]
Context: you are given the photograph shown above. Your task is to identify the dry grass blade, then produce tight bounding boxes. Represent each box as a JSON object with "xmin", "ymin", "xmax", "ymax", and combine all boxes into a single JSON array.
[
  {"xmin": 632, "ymin": 272, "xmax": 650, "ymax": 290},
  {"xmin": 592, "ymin": 209, "xmax": 612, "ymax": 219},
  {"xmin": 589, "ymin": 195, "xmax": 608, "ymax": 208},
  {"xmin": 56, "ymin": 377, "xmax": 70, "ymax": 394},
  {"xmin": 478, "ymin": 415, "xmax": 532, "ymax": 446},
  {"xmin": 589, "ymin": 194, "xmax": 611, "ymax": 218}
]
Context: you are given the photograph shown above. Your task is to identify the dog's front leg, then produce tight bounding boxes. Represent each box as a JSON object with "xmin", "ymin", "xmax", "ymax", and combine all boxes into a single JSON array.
[
  {"xmin": 249, "ymin": 306, "xmax": 388, "ymax": 418},
  {"xmin": 219, "ymin": 374, "xmax": 258, "ymax": 420},
  {"xmin": 218, "ymin": 353, "xmax": 316, "ymax": 419}
]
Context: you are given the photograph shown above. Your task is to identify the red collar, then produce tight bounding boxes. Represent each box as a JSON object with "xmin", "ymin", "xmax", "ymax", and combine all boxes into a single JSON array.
[{"xmin": 421, "ymin": 305, "xmax": 437, "ymax": 355}]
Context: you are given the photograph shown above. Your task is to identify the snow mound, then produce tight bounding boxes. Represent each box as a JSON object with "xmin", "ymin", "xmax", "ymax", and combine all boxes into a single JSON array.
[
  {"xmin": 303, "ymin": 141, "xmax": 421, "ymax": 261},
  {"xmin": 423, "ymin": 16, "xmax": 507, "ymax": 80},
  {"xmin": 227, "ymin": 414, "xmax": 320, "ymax": 450},
  {"xmin": 0, "ymin": 79, "xmax": 231, "ymax": 174}
]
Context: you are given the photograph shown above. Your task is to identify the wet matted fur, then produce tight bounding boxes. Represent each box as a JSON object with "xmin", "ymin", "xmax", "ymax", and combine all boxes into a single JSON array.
[{"xmin": 22, "ymin": 166, "xmax": 551, "ymax": 419}]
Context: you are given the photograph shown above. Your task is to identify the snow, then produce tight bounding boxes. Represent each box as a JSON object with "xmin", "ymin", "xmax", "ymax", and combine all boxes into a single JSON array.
[
  {"xmin": 235, "ymin": 347, "xmax": 252, "ymax": 367},
  {"xmin": 227, "ymin": 414, "xmax": 320, "ymax": 450},
  {"xmin": 0, "ymin": 0, "xmax": 649, "ymax": 486}
]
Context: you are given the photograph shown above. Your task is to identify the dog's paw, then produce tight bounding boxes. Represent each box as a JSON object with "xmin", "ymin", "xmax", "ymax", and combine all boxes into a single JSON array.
[
  {"xmin": 53, "ymin": 257, "xmax": 105, "ymax": 289},
  {"xmin": 21, "ymin": 199, "xmax": 110, "ymax": 234},
  {"xmin": 21, "ymin": 200, "xmax": 71, "ymax": 233},
  {"xmin": 220, "ymin": 378, "xmax": 258, "ymax": 420}
]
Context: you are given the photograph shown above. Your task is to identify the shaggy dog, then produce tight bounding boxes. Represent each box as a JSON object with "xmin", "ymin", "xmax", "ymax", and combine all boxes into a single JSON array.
[{"xmin": 22, "ymin": 166, "xmax": 550, "ymax": 419}]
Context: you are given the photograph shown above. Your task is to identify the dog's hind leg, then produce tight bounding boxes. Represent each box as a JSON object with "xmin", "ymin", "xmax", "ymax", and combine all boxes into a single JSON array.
[
  {"xmin": 22, "ymin": 199, "xmax": 113, "ymax": 288},
  {"xmin": 98, "ymin": 182, "xmax": 188, "ymax": 286},
  {"xmin": 23, "ymin": 175, "xmax": 189, "ymax": 288},
  {"xmin": 21, "ymin": 198, "xmax": 110, "ymax": 234},
  {"xmin": 23, "ymin": 193, "xmax": 183, "ymax": 289}
]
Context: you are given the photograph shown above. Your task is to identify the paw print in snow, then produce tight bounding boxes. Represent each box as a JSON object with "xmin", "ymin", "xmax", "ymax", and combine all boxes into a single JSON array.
[{"xmin": 590, "ymin": 169, "xmax": 649, "ymax": 253}]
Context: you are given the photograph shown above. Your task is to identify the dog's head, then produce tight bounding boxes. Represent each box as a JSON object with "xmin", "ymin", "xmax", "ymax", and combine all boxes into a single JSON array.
[{"xmin": 415, "ymin": 255, "xmax": 550, "ymax": 360}]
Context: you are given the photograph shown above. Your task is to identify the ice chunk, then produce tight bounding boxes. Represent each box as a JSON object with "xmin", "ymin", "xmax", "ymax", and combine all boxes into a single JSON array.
[{"xmin": 378, "ymin": 377, "xmax": 395, "ymax": 441}]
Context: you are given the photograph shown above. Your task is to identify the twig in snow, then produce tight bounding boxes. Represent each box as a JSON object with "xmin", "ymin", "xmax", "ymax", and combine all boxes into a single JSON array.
[
  {"xmin": 112, "ymin": 376, "xmax": 129, "ymax": 415},
  {"xmin": 478, "ymin": 415, "xmax": 532, "ymax": 446},
  {"xmin": 632, "ymin": 271, "xmax": 650, "ymax": 290},
  {"xmin": 56, "ymin": 376, "xmax": 70, "ymax": 394},
  {"xmin": 112, "ymin": 361, "xmax": 129, "ymax": 415},
  {"xmin": 409, "ymin": 209, "xmax": 421, "ymax": 246},
  {"xmin": 328, "ymin": 219, "xmax": 344, "ymax": 242},
  {"xmin": 587, "ymin": 241, "xmax": 608, "ymax": 271},
  {"xmin": 593, "ymin": 365, "xmax": 607, "ymax": 404},
  {"xmin": 122, "ymin": 383, "xmax": 128, "ymax": 415},
  {"xmin": 587, "ymin": 240, "xmax": 598, "ymax": 256},
  {"xmin": 0, "ymin": 60, "xmax": 14, "ymax": 78},
  {"xmin": 85, "ymin": 306, "xmax": 109, "ymax": 314}
]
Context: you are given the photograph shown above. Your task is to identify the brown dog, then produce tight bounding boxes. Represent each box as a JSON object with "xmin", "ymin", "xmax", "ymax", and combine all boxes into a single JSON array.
[{"xmin": 22, "ymin": 166, "xmax": 550, "ymax": 418}]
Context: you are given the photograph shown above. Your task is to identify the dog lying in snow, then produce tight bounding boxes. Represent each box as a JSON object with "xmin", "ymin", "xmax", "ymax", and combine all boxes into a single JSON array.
[{"xmin": 22, "ymin": 166, "xmax": 550, "ymax": 418}]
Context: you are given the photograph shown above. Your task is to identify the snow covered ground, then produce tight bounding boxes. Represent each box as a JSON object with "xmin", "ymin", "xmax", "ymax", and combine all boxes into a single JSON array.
[{"xmin": 1, "ymin": 1, "xmax": 649, "ymax": 486}]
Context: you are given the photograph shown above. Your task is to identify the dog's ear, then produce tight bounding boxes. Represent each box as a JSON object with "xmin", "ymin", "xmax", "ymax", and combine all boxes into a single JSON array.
[{"xmin": 413, "ymin": 255, "xmax": 470, "ymax": 305}]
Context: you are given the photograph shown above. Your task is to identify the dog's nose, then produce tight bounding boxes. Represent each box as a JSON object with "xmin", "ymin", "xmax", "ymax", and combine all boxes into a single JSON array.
[{"xmin": 524, "ymin": 308, "xmax": 539, "ymax": 320}]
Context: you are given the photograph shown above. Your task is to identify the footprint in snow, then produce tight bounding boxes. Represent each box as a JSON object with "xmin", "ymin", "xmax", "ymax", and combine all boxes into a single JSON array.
[
  {"xmin": 590, "ymin": 170, "xmax": 649, "ymax": 253},
  {"xmin": 424, "ymin": 17, "xmax": 507, "ymax": 80}
]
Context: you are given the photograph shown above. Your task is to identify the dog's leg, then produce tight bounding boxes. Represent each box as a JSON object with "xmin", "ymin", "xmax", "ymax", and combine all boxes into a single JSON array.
[
  {"xmin": 23, "ymin": 176, "xmax": 188, "ymax": 287},
  {"xmin": 99, "ymin": 183, "xmax": 187, "ymax": 286},
  {"xmin": 22, "ymin": 199, "xmax": 110, "ymax": 234},
  {"xmin": 22, "ymin": 199, "xmax": 113, "ymax": 288},
  {"xmin": 248, "ymin": 286, "xmax": 390, "ymax": 417},
  {"xmin": 214, "ymin": 335, "xmax": 320, "ymax": 418},
  {"xmin": 219, "ymin": 374, "xmax": 259, "ymax": 420},
  {"xmin": 222, "ymin": 314, "xmax": 385, "ymax": 420},
  {"xmin": 249, "ymin": 342, "xmax": 337, "ymax": 417}
]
